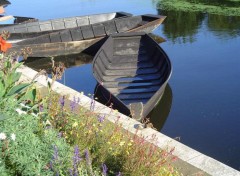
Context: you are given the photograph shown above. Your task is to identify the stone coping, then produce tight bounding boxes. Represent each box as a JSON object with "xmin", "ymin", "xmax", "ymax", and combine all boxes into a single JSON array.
[{"xmin": 18, "ymin": 66, "xmax": 240, "ymax": 176}]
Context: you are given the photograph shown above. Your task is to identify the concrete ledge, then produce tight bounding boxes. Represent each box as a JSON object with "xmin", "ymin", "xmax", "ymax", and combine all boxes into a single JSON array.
[{"xmin": 18, "ymin": 66, "xmax": 240, "ymax": 176}]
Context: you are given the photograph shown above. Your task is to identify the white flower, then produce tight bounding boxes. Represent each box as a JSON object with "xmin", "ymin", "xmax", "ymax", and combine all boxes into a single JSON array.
[
  {"xmin": 11, "ymin": 133, "xmax": 16, "ymax": 141},
  {"xmin": 45, "ymin": 120, "xmax": 51, "ymax": 126},
  {"xmin": 20, "ymin": 103, "xmax": 31, "ymax": 109},
  {"xmin": 0, "ymin": 133, "xmax": 6, "ymax": 140},
  {"xmin": 16, "ymin": 108, "xmax": 27, "ymax": 115},
  {"xmin": 31, "ymin": 112, "xmax": 38, "ymax": 117}
]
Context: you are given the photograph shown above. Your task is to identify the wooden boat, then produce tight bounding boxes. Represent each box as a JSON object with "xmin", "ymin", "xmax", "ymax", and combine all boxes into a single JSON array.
[
  {"xmin": 1, "ymin": 12, "xmax": 132, "ymax": 40},
  {"xmin": 8, "ymin": 14, "xmax": 166, "ymax": 57},
  {"xmin": 0, "ymin": 15, "xmax": 38, "ymax": 26},
  {"xmin": 92, "ymin": 32, "xmax": 172, "ymax": 121}
]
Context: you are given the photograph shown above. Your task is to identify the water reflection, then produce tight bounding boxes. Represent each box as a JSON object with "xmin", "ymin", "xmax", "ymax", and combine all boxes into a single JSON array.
[
  {"xmin": 157, "ymin": 8, "xmax": 240, "ymax": 43},
  {"xmin": 147, "ymin": 84, "xmax": 172, "ymax": 131},
  {"xmin": 94, "ymin": 83, "xmax": 173, "ymax": 131},
  {"xmin": 158, "ymin": 9, "xmax": 204, "ymax": 44},
  {"xmin": 24, "ymin": 53, "xmax": 93, "ymax": 72},
  {"xmin": 207, "ymin": 14, "xmax": 240, "ymax": 39}
]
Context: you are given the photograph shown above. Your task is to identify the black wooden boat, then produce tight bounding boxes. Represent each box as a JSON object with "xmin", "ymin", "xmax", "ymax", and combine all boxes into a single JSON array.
[
  {"xmin": 0, "ymin": 15, "xmax": 38, "ymax": 26},
  {"xmin": 8, "ymin": 14, "xmax": 166, "ymax": 57},
  {"xmin": 92, "ymin": 32, "xmax": 172, "ymax": 121},
  {"xmin": 1, "ymin": 12, "xmax": 132, "ymax": 40}
]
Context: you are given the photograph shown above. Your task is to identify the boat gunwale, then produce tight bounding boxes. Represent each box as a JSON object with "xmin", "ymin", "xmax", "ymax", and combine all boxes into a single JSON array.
[{"xmin": 92, "ymin": 32, "xmax": 172, "ymax": 118}]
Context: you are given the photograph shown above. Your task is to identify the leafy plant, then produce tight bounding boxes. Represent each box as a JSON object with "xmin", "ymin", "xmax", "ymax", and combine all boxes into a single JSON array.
[{"xmin": 0, "ymin": 45, "xmax": 36, "ymax": 107}]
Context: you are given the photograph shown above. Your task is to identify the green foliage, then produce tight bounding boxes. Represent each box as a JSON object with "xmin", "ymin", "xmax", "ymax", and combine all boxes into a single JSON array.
[
  {"xmin": 46, "ymin": 94, "xmax": 180, "ymax": 176},
  {"xmin": 0, "ymin": 53, "xmax": 36, "ymax": 106},
  {"xmin": 158, "ymin": 0, "xmax": 240, "ymax": 16},
  {"xmin": 0, "ymin": 50, "xmax": 179, "ymax": 175},
  {"xmin": 0, "ymin": 100, "xmax": 72, "ymax": 175}
]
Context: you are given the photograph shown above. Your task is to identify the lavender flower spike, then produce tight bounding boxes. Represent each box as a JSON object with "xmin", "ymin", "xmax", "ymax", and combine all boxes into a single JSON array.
[
  {"xmin": 72, "ymin": 146, "xmax": 81, "ymax": 176},
  {"xmin": 98, "ymin": 115, "xmax": 105, "ymax": 123},
  {"xmin": 70, "ymin": 96, "xmax": 77, "ymax": 112},
  {"xmin": 53, "ymin": 145, "xmax": 59, "ymax": 161},
  {"xmin": 90, "ymin": 96, "xmax": 95, "ymax": 111},
  {"xmin": 102, "ymin": 163, "xmax": 108, "ymax": 176},
  {"xmin": 59, "ymin": 96, "xmax": 65, "ymax": 108},
  {"xmin": 84, "ymin": 149, "xmax": 91, "ymax": 165}
]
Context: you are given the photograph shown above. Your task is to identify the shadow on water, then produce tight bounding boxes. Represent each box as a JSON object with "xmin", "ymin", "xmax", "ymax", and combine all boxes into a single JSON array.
[
  {"xmin": 94, "ymin": 83, "xmax": 173, "ymax": 131},
  {"xmin": 157, "ymin": 8, "xmax": 240, "ymax": 43},
  {"xmin": 24, "ymin": 53, "xmax": 94, "ymax": 72},
  {"xmin": 147, "ymin": 84, "xmax": 172, "ymax": 131}
]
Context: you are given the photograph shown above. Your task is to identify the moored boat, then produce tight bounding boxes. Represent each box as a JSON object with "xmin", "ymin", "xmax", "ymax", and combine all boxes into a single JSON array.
[
  {"xmin": 1, "ymin": 12, "xmax": 132, "ymax": 40},
  {"xmin": 92, "ymin": 32, "xmax": 172, "ymax": 121},
  {"xmin": 8, "ymin": 14, "xmax": 166, "ymax": 57},
  {"xmin": 0, "ymin": 15, "xmax": 38, "ymax": 26}
]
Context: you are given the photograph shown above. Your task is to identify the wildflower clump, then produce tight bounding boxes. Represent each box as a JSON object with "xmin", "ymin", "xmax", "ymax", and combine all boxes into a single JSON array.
[{"xmin": 46, "ymin": 93, "xmax": 180, "ymax": 176}]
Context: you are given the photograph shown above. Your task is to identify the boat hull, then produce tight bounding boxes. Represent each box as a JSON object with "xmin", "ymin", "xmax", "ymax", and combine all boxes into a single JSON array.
[
  {"xmin": 92, "ymin": 32, "xmax": 172, "ymax": 120},
  {"xmin": 9, "ymin": 14, "xmax": 166, "ymax": 57},
  {"xmin": 1, "ymin": 12, "xmax": 132, "ymax": 40}
]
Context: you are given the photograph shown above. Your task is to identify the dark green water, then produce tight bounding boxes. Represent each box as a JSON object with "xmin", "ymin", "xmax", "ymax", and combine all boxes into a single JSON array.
[{"xmin": 8, "ymin": 0, "xmax": 240, "ymax": 171}]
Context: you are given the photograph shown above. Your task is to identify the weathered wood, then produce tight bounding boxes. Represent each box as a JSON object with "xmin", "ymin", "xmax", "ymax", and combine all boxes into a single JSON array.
[
  {"xmin": 8, "ymin": 14, "xmax": 166, "ymax": 57},
  {"xmin": 1, "ymin": 12, "xmax": 132, "ymax": 40},
  {"xmin": 92, "ymin": 32, "xmax": 172, "ymax": 120}
]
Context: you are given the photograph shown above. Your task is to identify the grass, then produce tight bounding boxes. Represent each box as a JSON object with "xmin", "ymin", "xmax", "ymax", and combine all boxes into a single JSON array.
[{"xmin": 157, "ymin": 0, "xmax": 240, "ymax": 16}]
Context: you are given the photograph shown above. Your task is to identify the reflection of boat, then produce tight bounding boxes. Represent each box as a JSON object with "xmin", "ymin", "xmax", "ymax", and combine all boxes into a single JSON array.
[
  {"xmin": 0, "ymin": 0, "xmax": 10, "ymax": 7},
  {"xmin": 9, "ymin": 14, "xmax": 166, "ymax": 58},
  {"xmin": 24, "ymin": 53, "xmax": 93, "ymax": 73},
  {"xmin": 147, "ymin": 84, "xmax": 172, "ymax": 131},
  {"xmin": 94, "ymin": 83, "xmax": 172, "ymax": 130},
  {"xmin": 92, "ymin": 32, "xmax": 172, "ymax": 121},
  {"xmin": 1, "ymin": 12, "xmax": 132, "ymax": 40},
  {"xmin": 0, "ymin": 15, "xmax": 38, "ymax": 26}
]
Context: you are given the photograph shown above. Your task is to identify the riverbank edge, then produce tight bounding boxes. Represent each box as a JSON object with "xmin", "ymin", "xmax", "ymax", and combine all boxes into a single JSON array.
[
  {"xmin": 18, "ymin": 65, "xmax": 240, "ymax": 176},
  {"xmin": 157, "ymin": 0, "xmax": 240, "ymax": 16}
]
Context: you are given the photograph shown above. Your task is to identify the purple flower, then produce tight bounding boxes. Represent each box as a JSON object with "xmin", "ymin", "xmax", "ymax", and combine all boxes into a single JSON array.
[
  {"xmin": 59, "ymin": 96, "xmax": 65, "ymax": 108},
  {"xmin": 70, "ymin": 97, "xmax": 77, "ymax": 112},
  {"xmin": 72, "ymin": 146, "xmax": 81, "ymax": 176},
  {"xmin": 90, "ymin": 96, "xmax": 95, "ymax": 111},
  {"xmin": 102, "ymin": 163, "xmax": 108, "ymax": 176},
  {"xmin": 49, "ymin": 145, "xmax": 58, "ymax": 171},
  {"xmin": 39, "ymin": 104, "xmax": 43, "ymax": 112},
  {"xmin": 98, "ymin": 115, "xmax": 105, "ymax": 123},
  {"xmin": 116, "ymin": 172, "xmax": 122, "ymax": 176},
  {"xmin": 84, "ymin": 149, "xmax": 91, "ymax": 165},
  {"xmin": 49, "ymin": 161, "xmax": 53, "ymax": 171},
  {"xmin": 69, "ymin": 169, "xmax": 73, "ymax": 176},
  {"xmin": 53, "ymin": 145, "xmax": 59, "ymax": 161},
  {"xmin": 57, "ymin": 132, "xmax": 62, "ymax": 138}
]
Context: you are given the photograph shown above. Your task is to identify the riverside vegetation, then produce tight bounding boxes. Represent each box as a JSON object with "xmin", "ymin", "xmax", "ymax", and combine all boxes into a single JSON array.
[
  {"xmin": 158, "ymin": 0, "xmax": 240, "ymax": 16},
  {"xmin": 0, "ymin": 33, "xmax": 180, "ymax": 175}
]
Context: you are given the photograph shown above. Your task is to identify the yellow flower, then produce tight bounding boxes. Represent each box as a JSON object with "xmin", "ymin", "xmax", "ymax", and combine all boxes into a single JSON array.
[
  {"xmin": 119, "ymin": 141, "xmax": 125, "ymax": 146},
  {"xmin": 72, "ymin": 122, "xmax": 78, "ymax": 127}
]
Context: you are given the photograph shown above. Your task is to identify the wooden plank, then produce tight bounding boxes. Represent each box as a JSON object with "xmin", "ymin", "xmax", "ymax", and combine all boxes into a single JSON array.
[{"xmin": 69, "ymin": 28, "xmax": 83, "ymax": 41}]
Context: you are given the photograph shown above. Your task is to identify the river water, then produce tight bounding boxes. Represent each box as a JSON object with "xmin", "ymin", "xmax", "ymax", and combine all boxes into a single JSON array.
[{"xmin": 7, "ymin": 0, "xmax": 240, "ymax": 170}]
